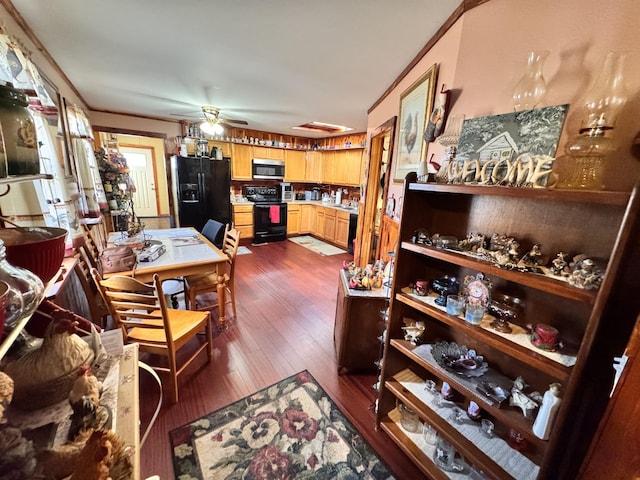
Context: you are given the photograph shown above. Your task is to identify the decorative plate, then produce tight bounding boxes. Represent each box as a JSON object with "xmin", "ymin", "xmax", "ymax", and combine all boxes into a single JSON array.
[{"xmin": 431, "ymin": 341, "xmax": 488, "ymax": 378}]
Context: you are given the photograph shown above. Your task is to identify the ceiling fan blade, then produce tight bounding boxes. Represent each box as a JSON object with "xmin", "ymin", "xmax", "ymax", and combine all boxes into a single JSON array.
[{"xmin": 219, "ymin": 118, "xmax": 249, "ymax": 125}]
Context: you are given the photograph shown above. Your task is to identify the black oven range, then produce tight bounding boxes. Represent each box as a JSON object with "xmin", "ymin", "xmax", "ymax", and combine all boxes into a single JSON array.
[{"xmin": 243, "ymin": 185, "xmax": 287, "ymax": 244}]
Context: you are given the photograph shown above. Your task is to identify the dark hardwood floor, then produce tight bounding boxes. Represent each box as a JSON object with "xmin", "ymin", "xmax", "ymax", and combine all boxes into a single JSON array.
[{"xmin": 138, "ymin": 238, "xmax": 425, "ymax": 479}]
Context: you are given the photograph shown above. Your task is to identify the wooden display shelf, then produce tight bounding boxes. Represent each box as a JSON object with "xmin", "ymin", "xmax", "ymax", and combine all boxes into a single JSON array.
[
  {"xmin": 395, "ymin": 291, "xmax": 574, "ymax": 381},
  {"xmin": 407, "ymin": 182, "xmax": 631, "ymax": 206},
  {"xmin": 401, "ymin": 241, "xmax": 597, "ymax": 304},
  {"xmin": 385, "ymin": 384, "xmax": 521, "ymax": 480},
  {"xmin": 379, "ymin": 410, "xmax": 451, "ymax": 480},
  {"xmin": 391, "ymin": 339, "xmax": 548, "ymax": 455},
  {"xmin": 0, "ymin": 173, "xmax": 53, "ymax": 185}
]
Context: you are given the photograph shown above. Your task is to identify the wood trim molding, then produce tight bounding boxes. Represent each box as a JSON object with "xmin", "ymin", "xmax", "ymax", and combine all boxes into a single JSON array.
[
  {"xmin": 368, "ymin": 0, "xmax": 490, "ymax": 113},
  {"xmin": 93, "ymin": 126, "xmax": 167, "ymax": 139}
]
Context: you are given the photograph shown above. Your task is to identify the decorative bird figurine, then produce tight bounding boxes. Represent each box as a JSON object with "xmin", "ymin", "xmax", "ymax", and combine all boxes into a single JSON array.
[{"xmin": 67, "ymin": 365, "xmax": 111, "ymax": 441}]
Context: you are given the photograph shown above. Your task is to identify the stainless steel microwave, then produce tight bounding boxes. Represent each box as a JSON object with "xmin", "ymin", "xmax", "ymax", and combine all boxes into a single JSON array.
[{"xmin": 252, "ymin": 158, "xmax": 285, "ymax": 180}]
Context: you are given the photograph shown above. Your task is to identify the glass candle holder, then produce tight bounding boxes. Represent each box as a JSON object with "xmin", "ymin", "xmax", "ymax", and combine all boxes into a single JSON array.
[{"xmin": 465, "ymin": 303, "xmax": 486, "ymax": 325}]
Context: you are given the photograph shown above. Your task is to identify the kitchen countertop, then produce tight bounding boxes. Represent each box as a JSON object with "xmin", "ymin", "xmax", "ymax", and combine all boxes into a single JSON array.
[{"xmin": 232, "ymin": 199, "xmax": 359, "ymax": 214}]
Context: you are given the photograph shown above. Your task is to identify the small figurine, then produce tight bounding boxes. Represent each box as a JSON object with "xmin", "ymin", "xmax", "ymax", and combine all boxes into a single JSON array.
[
  {"xmin": 567, "ymin": 255, "xmax": 604, "ymax": 290},
  {"xmin": 467, "ymin": 401, "xmax": 481, "ymax": 421},
  {"xmin": 509, "ymin": 376, "xmax": 540, "ymax": 419},
  {"xmin": 551, "ymin": 252, "xmax": 569, "ymax": 276},
  {"xmin": 441, "ymin": 381, "xmax": 454, "ymax": 401},
  {"xmin": 402, "ymin": 318, "xmax": 425, "ymax": 345},
  {"xmin": 458, "ymin": 232, "xmax": 486, "ymax": 253},
  {"xmin": 520, "ymin": 244, "xmax": 544, "ymax": 265}
]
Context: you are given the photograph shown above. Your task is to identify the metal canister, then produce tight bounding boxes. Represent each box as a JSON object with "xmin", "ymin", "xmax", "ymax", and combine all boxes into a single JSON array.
[{"xmin": 0, "ymin": 85, "xmax": 40, "ymax": 175}]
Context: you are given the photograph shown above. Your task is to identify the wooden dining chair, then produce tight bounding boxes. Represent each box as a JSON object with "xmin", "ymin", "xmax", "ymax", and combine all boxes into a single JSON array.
[
  {"xmin": 184, "ymin": 226, "xmax": 240, "ymax": 318},
  {"xmin": 91, "ymin": 268, "xmax": 213, "ymax": 403},
  {"xmin": 74, "ymin": 244, "xmax": 110, "ymax": 328},
  {"xmin": 201, "ymin": 219, "xmax": 226, "ymax": 248}
]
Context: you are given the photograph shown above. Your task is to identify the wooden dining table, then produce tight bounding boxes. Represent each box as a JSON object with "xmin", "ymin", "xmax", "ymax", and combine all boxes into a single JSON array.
[{"xmin": 105, "ymin": 227, "xmax": 230, "ymax": 329}]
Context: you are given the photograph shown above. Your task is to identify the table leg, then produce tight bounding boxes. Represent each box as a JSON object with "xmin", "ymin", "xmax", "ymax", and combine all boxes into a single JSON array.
[{"xmin": 216, "ymin": 274, "xmax": 227, "ymax": 330}]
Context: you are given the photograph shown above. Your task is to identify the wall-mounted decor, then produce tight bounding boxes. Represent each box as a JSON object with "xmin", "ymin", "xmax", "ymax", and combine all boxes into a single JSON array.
[
  {"xmin": 394, "ymin": 63, "xmax": 439, "ymax": 182},
  {"xmin": 450, "ymin": 104, "xmax": 568, "ymax": 187}
]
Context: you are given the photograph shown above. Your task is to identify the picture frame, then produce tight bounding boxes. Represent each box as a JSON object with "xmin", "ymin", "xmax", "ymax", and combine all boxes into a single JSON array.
[{"xmin": 394, "ymin": 63, "xmax": 439, "ymax": 182}]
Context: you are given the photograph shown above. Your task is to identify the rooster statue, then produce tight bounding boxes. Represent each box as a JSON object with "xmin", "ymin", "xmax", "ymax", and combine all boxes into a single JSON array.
[
  {"xmin": 4, "ymin": 316, "xmax": 95, "ymax": 410},
  {"xmin": 67, "ymin": 364, "xmax": 111, "ymax": 441},
  {"xmin": 403, "ymin": 111, "xmax": 419, "ymax": 154}
]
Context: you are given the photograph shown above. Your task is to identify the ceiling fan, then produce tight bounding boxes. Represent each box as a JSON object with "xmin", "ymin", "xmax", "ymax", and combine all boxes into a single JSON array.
[{"xmin": 198, "ymin": 106, "xmax": 248, "ymax": 135}]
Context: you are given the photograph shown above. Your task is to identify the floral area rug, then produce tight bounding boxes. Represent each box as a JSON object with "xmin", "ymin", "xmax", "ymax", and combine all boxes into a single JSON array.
[{"xmin": 170, "ymin": 371, "xmax": 394, "ymax": 479}]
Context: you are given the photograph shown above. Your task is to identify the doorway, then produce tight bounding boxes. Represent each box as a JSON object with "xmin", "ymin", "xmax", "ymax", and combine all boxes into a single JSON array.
[
  {"xmin": 119, "ymin": 145, "xmax": 159, "ymax": 217},
  {"xmin": 355, "ymin": 116, "xmax": 396, "ymax": 266}
]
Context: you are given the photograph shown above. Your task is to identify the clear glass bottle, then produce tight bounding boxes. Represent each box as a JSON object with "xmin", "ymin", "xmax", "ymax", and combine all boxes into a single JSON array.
[
  {"xmin": 0, "ymin": 239, "xmax": 44, "ymax": 331},
  {"xmin": 512, "ymin": 50, "xmax": 549, "ymax": 111}
]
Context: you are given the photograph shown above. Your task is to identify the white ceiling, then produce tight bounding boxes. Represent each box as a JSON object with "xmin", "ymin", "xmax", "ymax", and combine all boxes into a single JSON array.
[{"xmin": 10, "ymin": 0, "xmax": 460, "ymax": 137}]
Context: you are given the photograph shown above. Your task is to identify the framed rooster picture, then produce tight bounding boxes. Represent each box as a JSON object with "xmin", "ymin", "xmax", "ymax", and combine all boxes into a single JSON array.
[{"xmin": 394, "ymin": 63, "xmax": 439, "ymax": 182}]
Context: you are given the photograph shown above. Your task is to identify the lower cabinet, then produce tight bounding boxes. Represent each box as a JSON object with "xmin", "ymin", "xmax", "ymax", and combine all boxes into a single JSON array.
[
  {"xmin": 335, "ymin": 210, "xmax": 350, "ymax": 248},
  {"xmin": 232, "ymin": 204, "xmax": 253, "ymax": 240},
  {"xmin": 323, "ymin": 207, "xmax": 336, "ymax": 241},
  {"xmin": 334, "ymin": 269, "xmax": 388, "ymax": 374},
  {"xmin": 300, "ymin": 204, "xmax": 314, "ymax": 233},
  {"xmin": 287, "ymin": 204, "xmax": 301, "ymax": 235},
  {"xmin": 314, "ymin": 207, "xmax": 325, "ymax": 237}
]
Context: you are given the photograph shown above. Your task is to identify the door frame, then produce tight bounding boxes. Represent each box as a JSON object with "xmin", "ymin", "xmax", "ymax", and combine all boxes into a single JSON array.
[
  {"xmin": 119, "ymin": 143, "xmax": 161, "ymax": 218},
  {"xmin": 354, "ymin": 116, "xmax": 396, "ymax": 266}
]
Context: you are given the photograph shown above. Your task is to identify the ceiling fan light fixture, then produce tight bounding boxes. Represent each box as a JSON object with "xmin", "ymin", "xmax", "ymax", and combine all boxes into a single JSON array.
[{"xmin": 200, "ymin": 120, "xmax": 224, "ymax": 135}]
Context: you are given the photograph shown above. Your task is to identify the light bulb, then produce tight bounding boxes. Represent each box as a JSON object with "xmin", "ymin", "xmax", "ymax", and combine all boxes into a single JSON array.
[{"xmin": 200, "ymin": 120, "xmax": 224, "ymax": 135}]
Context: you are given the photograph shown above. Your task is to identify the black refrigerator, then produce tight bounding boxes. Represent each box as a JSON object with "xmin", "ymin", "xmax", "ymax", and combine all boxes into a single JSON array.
[{"xmin": 169, "ymin": 155, "xmax": 231, "ymax": 232}]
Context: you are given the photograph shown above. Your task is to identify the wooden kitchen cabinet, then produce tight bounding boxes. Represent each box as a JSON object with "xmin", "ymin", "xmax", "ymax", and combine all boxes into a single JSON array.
[
  {"xmin": 339, "ymin": 148, "xmax": 364, "ymax": 186},
  {"xmin": 314, "ymin": 207, "xmax": 325, "ymax": 237},
  {"xmin": 300, "ymin": 204, "xmax": 314, "ymax": 233},
  {"xmin": 232, "ymin": 203, "xmax": 253, "ymax": 240},
  {"xmin": 334, "ymin": 269, "xmax": 389, "ymax": 374},
  {"xmin": 284, "ymin": 149, "xmax": 306, "ymax": 182},
  {"xmin": 287, "ymin": 204, "xmax": 301, "ymax": 235},
  {"xmin": 377, "ymin": 173, "xmax": 640, "ymax": 480},
  {"xmin": 207, "ymin": 140, "xmax": 231, "ymax": 157},
  {"xmin": 335, "ymin": 209, "xmax": 350, "ymax": 248},
  {"xmin": 321, "ymin": 151, "xmax": 335, "ymax": 184},
  {"xmin": 252, "ymin": 146, "xmax": 284, "ymax": 161},
  {"xmin": 231, "ymin": 144, "xmax": 252, "ymax": 180},
  {"xmin": 306, "ymin": 151, "xmax": 322, "ymax": 183},
  {"xmin": 323, "ymin": 206, "xmax": 336, "ymax": 241}
]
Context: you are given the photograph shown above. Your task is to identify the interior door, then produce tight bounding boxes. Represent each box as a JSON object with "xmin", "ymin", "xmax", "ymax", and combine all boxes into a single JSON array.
[{"xmin": 119, "ymin": 145, "xmax": 158, "ymax": 217}]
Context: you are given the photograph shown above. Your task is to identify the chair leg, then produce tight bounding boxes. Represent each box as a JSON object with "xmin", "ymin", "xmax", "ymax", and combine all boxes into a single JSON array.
[
  {"xmin": 168, "ymin": 354, "xmax": 179, "ymax": 404},
  {"xmin": 205, "ymin": 314, "xmax": 213, "ymax": 361}
]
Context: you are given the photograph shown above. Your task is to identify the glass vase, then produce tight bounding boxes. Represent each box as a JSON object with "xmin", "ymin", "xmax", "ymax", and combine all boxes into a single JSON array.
[
  {"xmin": 512, "ymin": 51, "xmax": 549, "ymax": 111},
  {"xmin": 0, "ymin": 239, "xmax": 44, "ymax": 332}
]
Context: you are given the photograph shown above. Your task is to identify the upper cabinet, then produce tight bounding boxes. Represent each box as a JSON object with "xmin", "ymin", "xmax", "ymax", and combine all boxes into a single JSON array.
[
  {"xmin": 252, "ymin": 146, "xmax": 284, "ymax": 161},
  {"xmin": 305, "ymin": 151, "xmax": 322, "ymax": 183},
  {"xmin": 284, "ymin": 149, "xmax": 306, "ymax": 182},
  {"xmin": 230, "ymin": 144, "xmax": 252, "ymax": 180}
]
